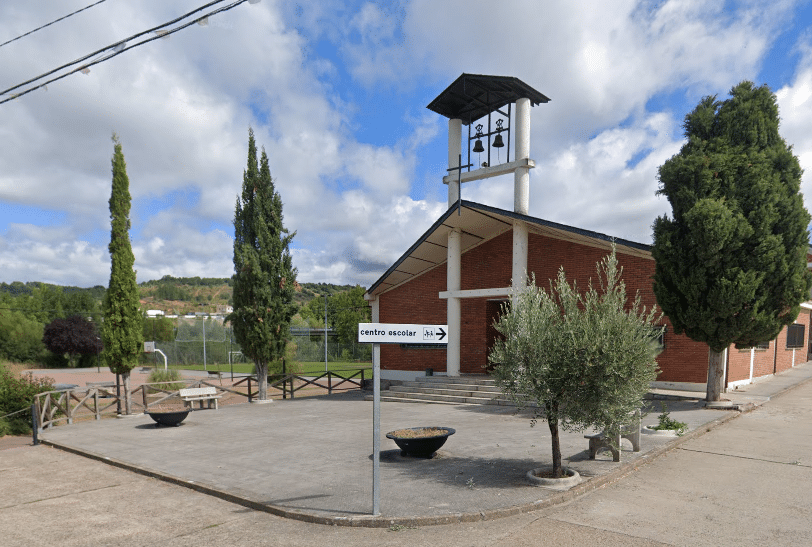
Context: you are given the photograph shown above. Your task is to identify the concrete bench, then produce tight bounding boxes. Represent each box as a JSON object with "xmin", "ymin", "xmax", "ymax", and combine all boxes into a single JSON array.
[
  {"xmin": 86, "ymin": 381, "xmax": 116, "ymax": 398},
  {"xmin": 179, "ymin": 386, "xmax": 222, "ymax": 410},
  {"xmin": 585, "ymin": 411, "xmax": 641, "ymax": 462}
]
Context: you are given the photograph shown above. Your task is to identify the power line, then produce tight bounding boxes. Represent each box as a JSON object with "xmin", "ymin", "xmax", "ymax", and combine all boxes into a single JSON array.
[
  {"xmin": 0, "ymin": 0, "xmax": 229, "ymax": 98},
  {"xmin": 0, "ymin": 0, "xmax": 256, "ymax": 106},
  {"xmin": 0, "ymin": 0, "xmax": 108, "ymax": 50}
]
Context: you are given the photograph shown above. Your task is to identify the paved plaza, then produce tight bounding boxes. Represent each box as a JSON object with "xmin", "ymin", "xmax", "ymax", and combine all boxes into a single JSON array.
[{"xmin": 30, "ymin": 363, "xmax": 812, "ymax": 526}]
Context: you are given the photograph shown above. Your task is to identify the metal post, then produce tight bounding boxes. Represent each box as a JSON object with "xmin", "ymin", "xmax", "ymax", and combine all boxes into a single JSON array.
[
  {"xmin": 372, "ymin": 343, "xmax": 381, "ymax": 516},
  {"xmin": 324, "ymin": 295, "xmax": 328, "ymax": 372},
  {"xmin": 202, "ymin": 317, "xmax": 207, "ymax": 372},
  {"xmin": 31, "ymin": 403, "xmax": 38, "ymax": 445}
]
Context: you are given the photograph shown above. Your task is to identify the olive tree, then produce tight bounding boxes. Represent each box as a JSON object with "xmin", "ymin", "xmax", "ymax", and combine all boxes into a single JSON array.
[{"xmin": 490, "ymin": 249, "xmax": 662, "ymax": 477}]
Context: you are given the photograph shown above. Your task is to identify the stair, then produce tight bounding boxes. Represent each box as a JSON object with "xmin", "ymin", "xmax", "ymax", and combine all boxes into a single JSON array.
[{"xmin": 364, "ymin": 375, "xmax": 518, "ymax": 406}]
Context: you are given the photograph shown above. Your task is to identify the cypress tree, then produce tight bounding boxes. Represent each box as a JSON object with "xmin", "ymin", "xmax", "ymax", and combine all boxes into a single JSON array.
[
  {"xmin": 653, "ymin": 82, "xmax": 811, "ymax": 402},
  {"xmin": 101, "ymin": 135, "xmax": 143, "ymax": 414},
  {"xmin": 229, "ymin": 128, "xmax": 297, "ymax": 401}
]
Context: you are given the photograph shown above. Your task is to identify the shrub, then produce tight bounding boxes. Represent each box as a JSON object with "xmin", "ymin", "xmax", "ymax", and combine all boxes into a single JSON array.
[
  {"xmin": 0, "ymin": 363, "xmax": 54, "ymax": 436},
  {"xmin": 147, "ymin": 368, "xmax": 185, "ymax": 391},
  {"xmin": 0, "ymin": 310, "xmax": 46, "ymax": 363}
]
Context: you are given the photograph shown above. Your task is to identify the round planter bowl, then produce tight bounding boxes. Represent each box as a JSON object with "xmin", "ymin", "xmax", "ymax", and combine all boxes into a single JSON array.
[
  {"xmin": 642, "ymin": 425, "xmax": 680, "ymax": 437},
  {"xmin": 147, "ymin": 410, "xmax": 189, "ymax": 427},
  {"xmin": 526, "ymin": 467, "xmax": 581, "ymax": 488},
  {"xmin": 386, "ymin": 427, "xmax": 455, "ymax": 458}
]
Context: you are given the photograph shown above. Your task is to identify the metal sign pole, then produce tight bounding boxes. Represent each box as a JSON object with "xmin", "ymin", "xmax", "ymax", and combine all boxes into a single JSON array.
[{"xmin": 372, "ymin": 342, "xmax": 381, "ymax": 516}]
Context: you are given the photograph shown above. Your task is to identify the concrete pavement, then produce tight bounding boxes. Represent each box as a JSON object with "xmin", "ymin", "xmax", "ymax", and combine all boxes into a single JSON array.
[
  {"xmin": 33, "ymin": 390, "xmax": 733, "ymax": 526},
  {"xmin": 3, "ymin": 363, "xmax": 812, "ymax": 544}
]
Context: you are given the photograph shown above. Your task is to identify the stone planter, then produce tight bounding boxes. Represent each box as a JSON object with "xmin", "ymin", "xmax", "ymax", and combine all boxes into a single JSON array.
[
  {"xmin": 526, "ymin": 467, "xmax": 581, "ymax": 489},
  {"xmin": 642, "ymin": 425, "xmax": 680, "ymax": 437},
  {"xmin": 386, "ymin": 427, "xmax": 455, "ymax": 458},
  {"xmin": 146, "ymin": 410, "xmax": 189, "ymax": 427}
]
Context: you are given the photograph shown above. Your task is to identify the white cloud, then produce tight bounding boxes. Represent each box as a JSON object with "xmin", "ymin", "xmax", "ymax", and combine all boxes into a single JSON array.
[
  {"xmin": 777, "ymin": 40, "xmax": 812, "ymax": 214},
  {"xmin": 0, "ymin": 0, "xmax": 808, "ymax": 292}
]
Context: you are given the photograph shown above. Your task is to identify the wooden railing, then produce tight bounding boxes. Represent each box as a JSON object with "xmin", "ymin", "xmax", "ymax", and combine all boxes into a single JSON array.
[
  {"xmin": 32, "ymin": 369, "xmax": 368, "ymax": 430},
  {"xmin": 266, "ymin": 369, "xmax": 367, "ymax": 400}
]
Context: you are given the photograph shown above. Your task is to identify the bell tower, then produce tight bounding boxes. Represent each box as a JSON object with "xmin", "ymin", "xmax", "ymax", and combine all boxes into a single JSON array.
[{"xmin": 427, "ymin": 74, "xmax": 549, "ymax": 376}]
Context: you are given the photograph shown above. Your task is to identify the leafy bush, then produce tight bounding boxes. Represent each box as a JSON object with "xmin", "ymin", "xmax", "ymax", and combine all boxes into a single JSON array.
[
  {"xmin": 147, "ymin": 368, "xmax": 185, "ymax": 391},
  {"xmin": 42, "ymin": 315, "xmax": 103, "ymax": 368},
  {"xmin": 653, "ymin": 402, "xmax": 688, "ymax": 435},
  {"xmin": 0, "ymin": 310, "xmax": 46, "ymax": 363},
  {"xmin": 0, "ymin": 363, "xmax": 54, "ymax": 436}
]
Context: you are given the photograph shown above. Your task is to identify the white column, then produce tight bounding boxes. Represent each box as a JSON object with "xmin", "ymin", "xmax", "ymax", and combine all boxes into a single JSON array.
[
  {"xmin": 749, "ymin": 347, "xmax": 754, "ymax": 382},
  {"xmin": 447, "ymin": 228, "xmax": 461, "ymax": 376},
  {"xmin": 448, "ymin": 118, "xmax": 462, "ymax": 208},
  {"xmin": 512, "ymin": 220, "xmax": 528, "ymax": 300},
  {"xmin": 514, "ymin": 97, "xmax": 531, "ymax": 215}
]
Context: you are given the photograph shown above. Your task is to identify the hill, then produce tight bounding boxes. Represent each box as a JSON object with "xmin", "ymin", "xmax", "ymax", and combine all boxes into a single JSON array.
[
  {"xmin": 0, "ymin": 277, "xmax": 360, "ymax": 315},
  {"xmin": 137, "ymin": 276, "xmax": 357, "ymax": 314}
]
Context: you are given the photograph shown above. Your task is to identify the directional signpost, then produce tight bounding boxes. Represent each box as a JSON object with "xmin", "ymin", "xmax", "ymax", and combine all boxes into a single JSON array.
[
  {"xmin": 359, "ymin": 322, "xmax": 449, "ymax": 516},
  {"xmin": 358, "ymin": 323, "xmax": 448, "ymax": 345}
]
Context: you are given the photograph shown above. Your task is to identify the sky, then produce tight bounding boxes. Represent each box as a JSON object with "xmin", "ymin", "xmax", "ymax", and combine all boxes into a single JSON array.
[{"xmin": 2, "ymin": 0, "xmax": 812, "ymax": 289}]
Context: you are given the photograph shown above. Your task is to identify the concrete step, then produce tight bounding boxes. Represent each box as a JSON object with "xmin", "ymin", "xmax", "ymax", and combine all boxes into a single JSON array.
[
  {"xmin": 366, "ymin": 395, "xmax": 472, "ymax": 406},
  {"xmin": 414, "ymin": 376, "xmax": 497, "ymax": 387},
  {"xmin": 389, "ymin": 386, "xmax": 503, "ymax": 400},
  {"xmin": 367, "ymin": 389, "xmax": 514, "ymax": 406},
  {"xmin": 396, "ymin": 382, "xmax": 503, "ymax": 395}
]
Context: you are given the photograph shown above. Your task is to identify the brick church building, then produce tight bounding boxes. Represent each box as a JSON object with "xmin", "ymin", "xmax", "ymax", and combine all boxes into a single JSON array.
[{"xmin": 364, "ymin": 74, "xmax": 810, "ymax": 391}]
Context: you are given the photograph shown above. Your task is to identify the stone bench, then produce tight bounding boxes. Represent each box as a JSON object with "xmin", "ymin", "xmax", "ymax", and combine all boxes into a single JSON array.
[
  {"xmin": 585, "ymin": 410, "xmax": 641, "ymax": 462},
  {"xmin": 179, "ymin": 386, "xmax": 222, "ymax": 410}
]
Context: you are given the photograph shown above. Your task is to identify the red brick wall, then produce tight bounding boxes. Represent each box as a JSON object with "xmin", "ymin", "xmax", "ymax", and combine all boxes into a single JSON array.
[
  {"xmin": 379, "ymin": 263, "xmax": 448, "ymax": 373},
  {"xmin": 727, "ymin": 309, "xmax": 811, "ymax": 384},
  {"xmin": 378, "ymin": 230, "xmax": 711, "ymax": 382},
  {"xmin": 774, "ymin": 309, "xmax": 811, "ymax": 373}
]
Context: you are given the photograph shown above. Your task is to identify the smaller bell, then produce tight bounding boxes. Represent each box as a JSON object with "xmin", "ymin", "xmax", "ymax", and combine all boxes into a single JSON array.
[
  {"xmin": 472, "ymin": 139, "xmax": 485, "ymax": 153},
  {"xmin": 492, "ymin": 134, "xmax": 504, "ymax": 148}
]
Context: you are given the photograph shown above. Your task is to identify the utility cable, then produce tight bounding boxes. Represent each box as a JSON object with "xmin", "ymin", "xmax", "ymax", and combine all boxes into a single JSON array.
[
  {"xmin": 0, "ymin": 0, "xmax": 108, "ymax": 50},
  {"xmin": 0, "ymin": 0, "xmax": 253, "ymax": 105},
  {"xmin": 1, "ymin": 0, "xmax": 229, "ymax": 98}
]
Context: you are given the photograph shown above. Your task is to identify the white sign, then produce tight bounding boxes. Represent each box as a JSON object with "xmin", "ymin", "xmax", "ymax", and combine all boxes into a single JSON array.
[{"xmin": 358, "ymin": 323, "xmax": 448, "ymax": 344}]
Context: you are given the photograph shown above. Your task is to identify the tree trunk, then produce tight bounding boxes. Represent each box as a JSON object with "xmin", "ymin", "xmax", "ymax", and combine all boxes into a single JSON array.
[
  {"xmin": 256, "ymin": 360, "xmax": 268, "ymax": 400},
  {"xmin": 122, "ymin": 372, "xmax": 132, "ymax": 415},
  {"xmin": 547, "ymin": 401, "xmax": 563, "ymax": 478},
  {"xmin": 706, "ymin": 347, "xmax": 726, "ymax": 402}
]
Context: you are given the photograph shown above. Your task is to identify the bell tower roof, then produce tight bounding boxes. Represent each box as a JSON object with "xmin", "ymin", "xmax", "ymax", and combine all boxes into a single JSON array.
[{"xmin": 426, "ymin": 73, "xmax": 549, "ymax": 124}]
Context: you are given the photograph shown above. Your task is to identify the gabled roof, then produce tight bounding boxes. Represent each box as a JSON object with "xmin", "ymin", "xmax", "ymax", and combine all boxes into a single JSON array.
[
  {"xmin": 366, "ymin": 201, "xmax": 652, "ymax": 298},
  {"xmin": 426, "ymin": 74, "xmax": 550, "ymax": 125}
]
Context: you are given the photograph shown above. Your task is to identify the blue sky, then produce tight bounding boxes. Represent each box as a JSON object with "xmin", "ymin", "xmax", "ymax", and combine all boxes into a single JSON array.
[{"xmin": 1, "ymin": 0, "xmax": 812, "ymax": 288}]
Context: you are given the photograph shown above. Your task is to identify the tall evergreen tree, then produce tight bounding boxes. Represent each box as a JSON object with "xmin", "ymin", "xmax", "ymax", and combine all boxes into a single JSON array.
[
  {"xmin": 653, "ymin": 82, "xmax": 811, "ymax": 402},
  {"xmin": 101, "ymin": 135, "xmax": 143, "ymax": 414},
  {"xmin": 229, "ymin": 128, "xmax": 297, "ymax": 400}
]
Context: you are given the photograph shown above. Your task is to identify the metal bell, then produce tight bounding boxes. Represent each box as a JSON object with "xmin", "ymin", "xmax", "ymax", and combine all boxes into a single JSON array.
[
  {"xmin": 492, "ymin": 134, "xmax": 504, "ymax": 148},
  {"xmin": 472, "ymin": 139, "xmax": 484, "ymax": 153}
]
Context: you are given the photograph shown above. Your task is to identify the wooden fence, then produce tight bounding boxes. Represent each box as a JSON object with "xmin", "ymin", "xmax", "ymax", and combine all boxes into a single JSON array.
[{"xmin": 32, "ymin": 369, "xmax": 367, "ymax": 430}]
